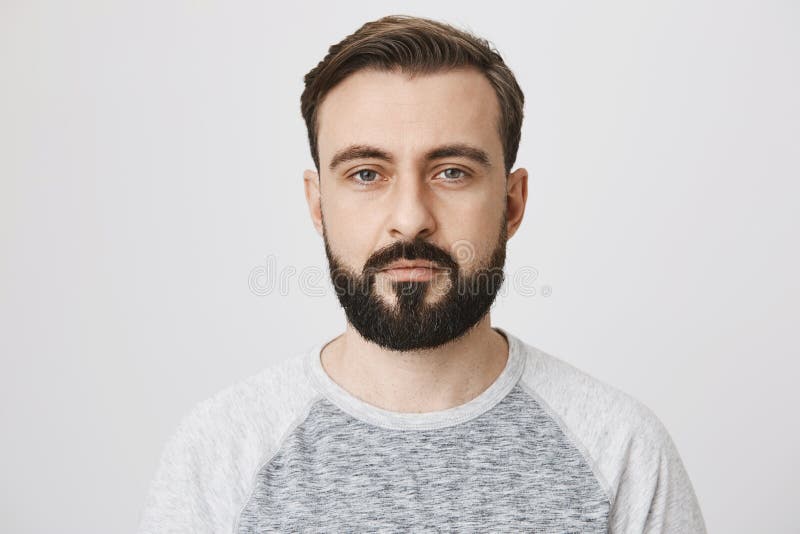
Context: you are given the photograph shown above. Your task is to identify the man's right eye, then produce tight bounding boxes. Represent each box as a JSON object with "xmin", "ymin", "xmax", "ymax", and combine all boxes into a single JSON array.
[{"xmin": 349, "ymin": 169, "xmax": 380, "ymax": 186}]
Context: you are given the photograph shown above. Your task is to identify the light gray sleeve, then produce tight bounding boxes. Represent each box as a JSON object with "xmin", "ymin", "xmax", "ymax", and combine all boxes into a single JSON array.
[
  {"xmin": 520, "ymin": 345, "xmax": 707, "ymax": 534},
  {"xmin": 137, "ymin": 402, "xmax": 243, "ymax": 534},
  {"xmin": 136, "ymin": 354, "xmax": 319, "ymax": 534},
  {"xmin": 608, "ymin": 406, "xmax": 707, "ymax": 534}
]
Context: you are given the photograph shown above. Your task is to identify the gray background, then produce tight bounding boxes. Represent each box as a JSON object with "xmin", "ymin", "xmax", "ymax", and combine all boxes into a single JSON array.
[{"xmin": 2, "ymin": 1, "xmax": 797, "ymax": 532}]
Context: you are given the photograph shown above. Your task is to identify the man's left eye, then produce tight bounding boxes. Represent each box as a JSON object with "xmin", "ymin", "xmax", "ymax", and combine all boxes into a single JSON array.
[{"xmin": 439, "ymin": 168, "xmax": 466, "ymax": 180}]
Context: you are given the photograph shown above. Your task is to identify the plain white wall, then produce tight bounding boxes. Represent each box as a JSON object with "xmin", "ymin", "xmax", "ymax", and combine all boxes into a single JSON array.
[{"xmin": 2, "ymin": 1, "xmax": 797, "ymax": 532}]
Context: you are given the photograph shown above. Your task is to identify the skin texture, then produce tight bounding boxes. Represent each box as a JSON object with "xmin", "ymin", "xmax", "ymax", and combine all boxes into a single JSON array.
[{"xmin": 303, "ymin": 66, "xmax": 528, "ymax": 413}]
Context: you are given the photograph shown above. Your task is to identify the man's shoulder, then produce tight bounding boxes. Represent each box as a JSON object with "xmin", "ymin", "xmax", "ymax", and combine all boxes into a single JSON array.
[
  {"xmin": 514, "ymin": 339, "xmax": 707, "ymax": 532},
  {"xmin": 153, "ymin": 347, "xmax": 321, "ymax": 492},
  {"xmin": 518, "ymin": 341, "xmax": 667, "ymax": 440},
  {"xmin": 177, "ymin": 348, "xmax": 317, "ymax": 440},
  {"xmin": 515, "ymin": 339, "xmax": 679, "ymax": 503},
  {"xmin": 137, "ymin": 348, "xmax": 320, "ymax": 533}
]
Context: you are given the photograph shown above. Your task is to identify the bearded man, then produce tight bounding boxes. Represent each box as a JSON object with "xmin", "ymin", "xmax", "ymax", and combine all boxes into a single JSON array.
[{"xmin": 138, "ymin": 14, "xmax": 706, "ymax": 533}]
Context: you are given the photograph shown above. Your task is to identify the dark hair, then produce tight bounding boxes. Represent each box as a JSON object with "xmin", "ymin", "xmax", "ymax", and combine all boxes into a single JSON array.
[{"xmin": 300, "ymin": 14, "xmax": 525, "ymax": 175}]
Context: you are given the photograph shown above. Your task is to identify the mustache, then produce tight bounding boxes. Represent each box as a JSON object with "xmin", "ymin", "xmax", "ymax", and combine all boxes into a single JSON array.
[{"xmin": 363, "ymin": 237, "xmax": 459, "ymax": 275}]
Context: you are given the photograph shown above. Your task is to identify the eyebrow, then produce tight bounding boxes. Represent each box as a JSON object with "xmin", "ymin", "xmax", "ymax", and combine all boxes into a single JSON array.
[
  {"xmin": 328, "ymin": 143, "xmax": 492, "ymax": 172},
  {"xmin": 329, "ymin": 145, "xmax": 393, "ymax": 171}
]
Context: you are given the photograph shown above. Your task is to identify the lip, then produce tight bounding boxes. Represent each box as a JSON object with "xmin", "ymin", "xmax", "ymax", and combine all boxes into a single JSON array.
[
  {"xmin": 380, "ymin": 260, "xmax": 444, "ymax": 271},
  {"xmin": 380, "ymin": 265, "xmax": 445, "ymax": 282}
]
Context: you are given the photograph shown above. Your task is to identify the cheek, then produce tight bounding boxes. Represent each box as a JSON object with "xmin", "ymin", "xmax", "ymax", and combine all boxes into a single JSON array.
[
  {"xmin": 453, "ymin": 229, "xmax": 505, "ymax": 278},
  {"xmin": 440, "ymin": 202, "xmax": 504, "ymax": 263},
  {"xmin": 322, "ymin": 201, "xmax": 380, "ymax": 268}
]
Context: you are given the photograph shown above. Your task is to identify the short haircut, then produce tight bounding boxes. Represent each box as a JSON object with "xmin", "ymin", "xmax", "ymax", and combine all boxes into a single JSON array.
[{"xmin": 300, "ymin": 14, "xmax": 525, "ymax": 176}]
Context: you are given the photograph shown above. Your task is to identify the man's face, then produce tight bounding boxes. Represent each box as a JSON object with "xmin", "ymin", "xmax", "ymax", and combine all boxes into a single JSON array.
[{"xmin": 307, "ymin": 67, "xmax": 513, "ymax": 352}]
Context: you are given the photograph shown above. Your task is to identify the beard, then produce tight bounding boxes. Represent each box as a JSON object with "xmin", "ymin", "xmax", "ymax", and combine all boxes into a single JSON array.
[{"xmin": 322, "ymin": 211, "xmax": 508, "ymax": 352}]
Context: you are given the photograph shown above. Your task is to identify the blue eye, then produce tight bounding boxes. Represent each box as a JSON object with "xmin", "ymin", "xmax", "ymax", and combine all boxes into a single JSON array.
[
  {"xmin": 354, "ymin": 169, "xmax": 378, "ymax": 182},
  {"xmin": 439, "ymin": 168, "xmax": 466, "ymax": 181}
]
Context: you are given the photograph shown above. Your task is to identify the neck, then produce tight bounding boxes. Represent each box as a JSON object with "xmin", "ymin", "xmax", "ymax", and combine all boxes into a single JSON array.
[{"xmin": 319, "ymin": 315, "xmax": 509, "ymax": 413}]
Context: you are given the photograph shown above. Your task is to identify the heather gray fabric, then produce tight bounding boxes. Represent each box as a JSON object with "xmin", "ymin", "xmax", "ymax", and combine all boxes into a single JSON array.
[{"xmin": 137, "ymin": 327, "xmax": 707, "ymax": 533}]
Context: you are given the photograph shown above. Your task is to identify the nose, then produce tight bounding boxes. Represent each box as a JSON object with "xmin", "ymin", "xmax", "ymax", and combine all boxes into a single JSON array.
[{"xmin": 386, "ymin": 171, "xmax": 437, "ymax": 241}]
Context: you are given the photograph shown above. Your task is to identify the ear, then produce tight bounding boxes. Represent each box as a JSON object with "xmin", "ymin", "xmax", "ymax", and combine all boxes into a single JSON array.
[
  {"xmin": 303, "ymin": 169, "xmax": 323, "ymax": 237},
  {"xmin": 505, "ymin": 167, "xmax": 528, "ymax": 240}
]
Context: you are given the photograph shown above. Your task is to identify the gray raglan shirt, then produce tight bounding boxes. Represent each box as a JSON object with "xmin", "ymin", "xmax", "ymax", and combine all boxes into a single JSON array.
[{"xmin": 137, "ymin": 327, "xmax": 707, "ymax": 533}]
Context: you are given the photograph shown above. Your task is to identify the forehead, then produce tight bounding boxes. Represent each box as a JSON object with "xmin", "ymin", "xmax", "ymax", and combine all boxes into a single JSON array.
[{"xmin": 316, "ymin": 67, "xmax": 503, "ymax": 168}]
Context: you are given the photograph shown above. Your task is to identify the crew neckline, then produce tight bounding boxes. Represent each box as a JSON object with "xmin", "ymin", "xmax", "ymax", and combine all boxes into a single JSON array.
[{"xmin": 303, "ymin": 326, "xmax": 526, "ymax": 431}]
